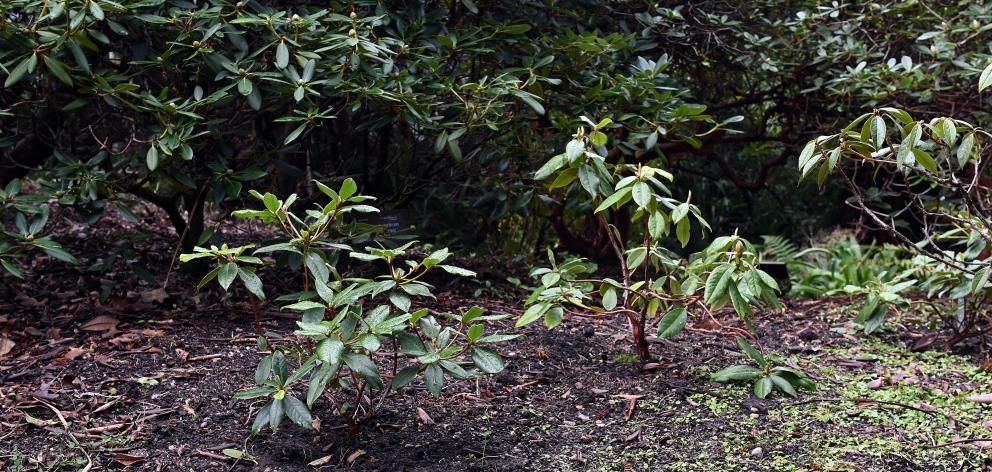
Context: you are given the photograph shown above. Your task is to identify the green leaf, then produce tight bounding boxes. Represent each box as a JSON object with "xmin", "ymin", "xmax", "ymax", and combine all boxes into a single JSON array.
[
  {"xmin": 704, "ymin": 264, "xmax": 733, "ymax": 305},
  {"xmin": 632, "ymin": 182, "xmax": 651, "ymax": 209},
  {"xmin": 896, "ymin": 123, "xmax": 921, "ymax": 168},
  {"xmin": 467, "ymin": 324, "xmax": 484, "ymax": 342},
  {"xmin": 549, "ymin": 167, "xmax": 578, "ymax": 189},
  {"xmin": 595, "ymin": 187, "xmax": 632, "ymax": 213},
  {"xmin": 871, "ymin": 115, "xmax": 886, "ymax": 148},
  {"xmin": 88, "ymin": 1, "xmax": 105, "ymax": 19},
  {"xmin": 544, "ymin": 306, "xmax": 563, "ymax": 329},
  {"xmin": 565, "ymin": 139, "xmax": 584, "ymax": 162},
  {"xmin": 912, "ymin": 148, "xmax": 937, "ymax": 174},
  {"xmin": 602, "ymin": 287, "xmax": 618, "ymax": 311},
  {"xmin": 657, "ymin": 307, "xmax": 687, "ymax": 338},
  {"xmin": 284, "ymin": 300, "xmax": 326, "ymax": 311},
  {"xmin": 268, "ymin": 398, "xmax": 284, "ymax": 430},
  {"xmin": 42, "ymin": 56, "xmax": 72, "ymax": 85},
  {"xmin": 769, "ymin": 374, "xmax": 798, "ymax": 397},
  {"xmin": 535, "ymin": 154, "xmax": 567, "ymax": 180},
  {"xmin": 710, "ymin": 365, "xmax": 762, "ymax": 382},
  {"xmin": 478, "ymin": 334, "xmax": 521, "ymax": 344},
  {"xmin": 238, "ymin": 268, "xmax": 265, "ymax": 300},
  {"xmin": 0, "ymin": 259, "xmax": 25, "ymax": 279},
  {"xmin": 42, "ymin": 247, "xmax": 78, "ymax": 264},
  {"xmin": 754, "ymin": 376, "xmax": 773, "ymax": 398},
  {"xmin": 675, "ymin": 217, "xmax": 690, "ymax": 248},
  {"xmin": 343, "ymin": 352, "xmax": 382, "ymax": 389},
  {"xmin": 471, "ymin": 347, "xmax": 504, "ymax": 374},
  {"xmin": 391, "ymin": 365, "xmax": 420, "ymax": 390},
  {"xmin": 283, "ymin": 395, "xmax": 312, "ymax": 429},
  {"xmin": 146, "ymin": 145, "xmax": 159, "ymax": 171},
  {"xmin": 251, "ymin": 403, "xmax": 271, "ymax": 434},
  {"xmin": 980, "ymin": 62, "xmax": 992, "ymax": 91},
  {"xmin": 589, "ymin": 130, "xmax": 607, "ymax": 147},
  {"xmin": 255, "ymin": 355, "xmax": 273, "ymax": 383},
  {"xmin": 728, "ymin": 283, "xmax": 752, "ymax": 319},
  {"xmin": 516, "ymin": 303, "xmax": 548, "ymax": 327},
  {"xmin": 578, "ymin": 165, "xmax": 600, "ymax": 197},
  {"xmin": 439, "ymin": 265, "xmax": 476, "ymax": 277},
  {"xmin": 275, "ymin": 42, "xmax": 290, "ymax": 69},
  {"xmin": 307, "ymin": 363, "xmax": 337, "ymax": 406},
  {"xmin": 222, "ymin": 449, "xmax": 245, "ymax": 460},
  {"xmin": 957, "ymin": 133, "xmax": 975, "ymax": 168},
  {"xmin": 736, "ymin": 337, "xmax": 766, "ymax": 368},
  {"xmin": 797, "ymin": 140, "xmax": 816, "ymax": 170},
  {"xmin": 5, "ymin": 54, "xmax": 35, "ymax": 87},
  {"xmin": 517, "ymin": 93, "xmax": 545, "ymax": 115},
  {"xmin": 233, "ymin": 386, "xmax": 275, "ymax": 399},
  {"xmin": 218, "ymin": 262, "xmax": 238, "ymax": 290},
  {"xmin": 316, "ymin": 338, "xmax": 344, "ymax": 364},
  {"xmin": 971, "ymin": 267, "xmax": 991, "ymax": 294},
  {"xmin": 424, "ymin": 363, "xmax": 444, "ymax": 395},
  {"xmin": 284, "ymin": 124, "xmax": 306, "ymax": 145}
]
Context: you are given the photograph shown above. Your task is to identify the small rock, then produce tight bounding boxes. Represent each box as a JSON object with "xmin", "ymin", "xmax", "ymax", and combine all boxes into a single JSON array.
[{"xmin": 751, "ymin": 447, "xmax": 764, "ymax": 458}]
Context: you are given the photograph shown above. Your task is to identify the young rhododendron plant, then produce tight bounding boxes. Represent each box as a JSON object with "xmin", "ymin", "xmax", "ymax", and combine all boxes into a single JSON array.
[
  {"xmin": 525, "ymin": 117, "xmax": 784, "ymax": 366},
  {"xmin": 798, "ymin": 74, "xmax": 992, "ymax": 342},
  {"xmin": 710, "ymin": 338, "xmax": 815, "ymax": 398},
  {"xmin": 181, "ymin": 179, "xmax": 518, "ymax": 434}
]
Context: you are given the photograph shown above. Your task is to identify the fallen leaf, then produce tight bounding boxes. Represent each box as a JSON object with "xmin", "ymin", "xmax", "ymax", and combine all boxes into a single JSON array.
[
  {"xmin": 967, "ymin": 393, "xmax": 992, "ymax": 403},
  {"xmin": 867, "ymin": 378, "xmax": 885, "ymax": 389},
  {"xmin": 23, "ymin": 413, "xmax": 58, "ymax": 427},
  {"xmin": 109, "ymin": 332, "xmax": 141, "ymax": 346},
  {"xmin": 221, "ymin": 449, "xmax": 244, "ymax": 460},
  {"xmin": 346, "ymin": 449, "xmax": 366, "ymax": 464},
  {"xmin": 309, "ymin": 455, "xmax": 333, "ymax": 466},
  {"xmin": 80, "ymin": 315, "xmax": 119, "ymax": 333},
  {"xmin": 416, "ymin": 407, "xmax": 434, "ymax": 425},
  {"xmin": 0, "ymin": 337, "xmax": 14, "ymax": 359},
  {"xmin": 112, "ymin": 453, "xmax": 146, "ymax": 466},
  {"xmin": 141, "ymin": 328, "xmax": 165, "ymax": 337},
  {"xmin": 62, "ymin": 347, "xmax": 87, "ymax": 361}
]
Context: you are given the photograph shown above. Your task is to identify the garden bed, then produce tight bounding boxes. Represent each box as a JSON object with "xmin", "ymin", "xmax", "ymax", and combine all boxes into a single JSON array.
[{"xmin": 1, "ymin": 215, "xmax": 991, "ymax": 471}]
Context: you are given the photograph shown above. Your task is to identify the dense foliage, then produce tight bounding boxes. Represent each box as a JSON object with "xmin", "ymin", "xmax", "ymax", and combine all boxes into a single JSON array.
[
  {"xmin": 5, "ymin": 0, "xmax": 992, "ymax": 442},
  {"xmin": 7, "ymin": 0, "xmax": 992, "ymax": 266}
]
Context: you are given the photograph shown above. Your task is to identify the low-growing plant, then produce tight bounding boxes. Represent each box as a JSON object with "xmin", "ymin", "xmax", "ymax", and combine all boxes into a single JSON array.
[
  {"xmin": 0, "ymin": 179, "xmax": 77, "ymax": 278},
  {"xmin": 181, "ymin": 179, "xmax": 518, "ymax": 435},
  {"xmin": 710, "ymin": 338, "xmax": 815, "ymax": 398},
  {"xmin": 524, "ymin": 117, "xmax": 783, "ymax": 361},
  {"xmin": 778, "ymin": 236, "xmax": 918, "ymax": 334}
]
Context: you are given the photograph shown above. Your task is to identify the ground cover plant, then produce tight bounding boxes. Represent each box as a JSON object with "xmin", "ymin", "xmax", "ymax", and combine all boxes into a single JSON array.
[{"xmin": 3, "ymin": 1, "xmax": 992, "ymax": 470}]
